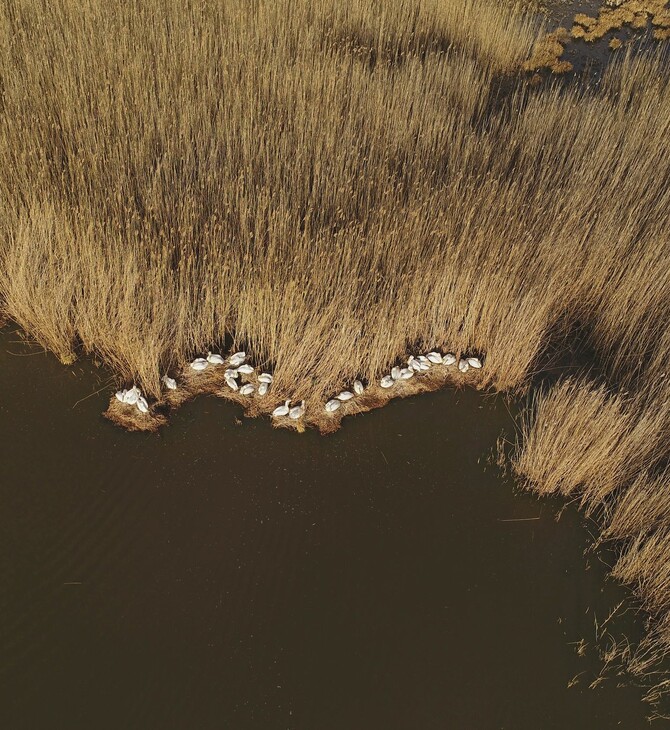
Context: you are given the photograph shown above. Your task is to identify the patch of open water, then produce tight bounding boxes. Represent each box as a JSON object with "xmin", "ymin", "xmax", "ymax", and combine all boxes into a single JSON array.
[{"xmin": 0, "ymin": 325, "xmax": 654, "ymax": 729}]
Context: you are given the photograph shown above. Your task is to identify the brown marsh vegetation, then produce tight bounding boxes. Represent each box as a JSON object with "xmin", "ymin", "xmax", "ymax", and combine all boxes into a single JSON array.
[{"xmin": 2, "ymin": 0, "xmax": 670, "ymax": 704}]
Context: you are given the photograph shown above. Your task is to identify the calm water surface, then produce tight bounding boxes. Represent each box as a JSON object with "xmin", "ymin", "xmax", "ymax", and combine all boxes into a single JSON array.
[{"xmin": 0, "ymin": 325, "xmax": 653, "ymax": 728}]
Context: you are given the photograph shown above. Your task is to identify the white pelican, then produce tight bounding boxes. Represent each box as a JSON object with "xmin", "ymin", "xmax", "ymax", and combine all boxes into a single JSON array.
[
  {"xmin": 240, "ymin": 383, "xmax": 255, "ymax": 395},
  {"xmin": 115, "ymin": 390, "xmax": 127, "ymax": 403},
  {"xmin": 409, "ymin": 359, "xmax": 422, "ymax": 372},
  {"xmin": 272, "ymin": 400, "xmax": 290, "ymax": 417},
  {"xmin": 229, "ymin": 352, "xmax": 246, "ymax": 367},
  {"xmin": 123, "ymin": 386, "xmax": 140, "ymax": 405},
  {"xmin": 136, "ymin": 396, "xmax": 149, "ymax": 413},
  {"xmin": 289, "ymin": 400, "xmax": 305, "ymax": 419},
  {"xmin": 380, "ymin": 375, "xmax": 394, "ymax": 388},
  {"xmin": 353, "ymin": 380, "xmax": 364, "ymax": 395},
  {"xmin": 417, "ymin": 356, "xmax": 430, "ymax": 370},
  {"xmin": 225, "ymin": 376, "xmax": 239, "ymax": 390},
  {"xmin": 162, "ymin": 375, "xmax": 177, "ymax": 390},
  {"xmin": 407, "ymin": 355, "xmax": 415, "ymax": 365},
  {"xmin": 391, "ymin": 366, "xmax": 402, "ymax": 380},
  {"xmin": 337, "ymin": 391, "xmax": 354, "ymax": 401},
  {"xmin": 458, "ymin": 358, "xmax": 470, "ymax": 373},
  {"xmin": 190, "ymin": 358, "xmax": 208, "ymax": 371},
  {"xmin": 443, "ymin": 353, "xmax": 456, "ymax": 366},
  {"xmin": 258, "ymin": 373, "xmax": 273, "ymax": 384},
  {"xmin": 399, "ymin": 368, "xmax": 414, "ymax": 379},
  {"xmin": 237, "ymin": 364, "xmax": 254, "ymax": 375},
  {"xmin": 224, "ymin": 368, "xmax": 238, "ymax": 379},
  {"xmin": 467, "ymin": 357, "xmax": 482, "ymax": 369},
  {"xmin": 258, "ymin": 381, "xmax": 269, "ymax": 396},
  {"xmin": 207, "ymin": 352, "xmax": 225, "ymax": 365},
  {"xmin": 325, "ymin": 399, "xmax": 341, "ymax": 412},
  {"xmin": 427, "ymin": 352, "xmax": 443, "ymax": 364}
]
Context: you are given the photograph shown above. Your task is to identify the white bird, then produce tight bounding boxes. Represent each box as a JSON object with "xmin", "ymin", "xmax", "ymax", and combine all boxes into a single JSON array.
[
  {"xmin": 418, "ymin": 361, "xmax": 430, "ymax": 372},
  {"xmin": 229, "ymin": 352, "xmax": 246, "ymax": 367},
  {"xmin": 418, "ymin": 355, "xmax": 431, "ymax": 365},
  {"xmin": 237, "ymin": 364, "xmax": 254, "ymax": 375},
  {"xmin": 225, "ymin": 376, "xmax": 239, "ymax": 390},
  {"xmin": 458, "ymin": 358, "xmax": 470, "ymax": 373},
  {"xmin": 353, "ymin": 380, "xmax": 364, "ymax": 395},
  {"xmin": 337, "ymin": 391, "xmax": 354, "ymax": 401},
  {"xmin": 380, "ymin": 375, "xmax": 395, "ymax": 388},
  {"xmin": 224, "ymin": 368, "xmax": 239, "ymax": 379},
  {"xmin": 258, "ymin": 373, "xmax": 273, "ymax": 384},
  {"xmin": 115, "ymin": 390, "xmax": 127, "ymax": 402},
  {"xmin": 399, "ymin": 368, "xmax": 414, "ymax": 379},
  {"xmin": 207, "ymin": 352, "xmax": 225, "ymax": 365},
  {"xmin": 325, "ymin": 399, "xmax": 341, "ymax": 412},
  {"xmin": 190, "ymin": 358, "xmax": 208, "ymax": 371},
  {"xmin": 272, "ymin": 400, "xmax": 290, "ymax": 417},
  {"xmin": 409, "ymin": 359, "xmax": 422, "ymax": 372},
  {"xmin": 443, "ymin": 353, "xmax": 456, "ymax": 366},
  {"xmin": 407, "ymin": 355, "xmax": 415, "ymax": 365},
  {"xmin": 240, "ymin": 383, "xmax": 255, "ymax": 395},
  {"xmin": 162, "ymin": 375, "xmax": 177, "ymax": 390},
  {"xmin": 467, "ymin": 357, "xmax": 483, "ymax": 369},
  {"xmin": 427, "ymin": 352, "xmax": 443, "ymax": 364},
  {"xmin": 289, "ymin": 400, "xmax": 305, "ymax": 419},
  {"xmin": 136, "ymin": 396, "xmax": 149, "ymax": 413},
  {"xmin": 258, "ymin": 381, "xmax": 269, "ymax": 396},
  {"xmin": 123, "ymin": 386, "xmax": 140, "ymax": 405},
  {"xmin": 391, "ymin": 366, "xmax": 402, "ymax": 380}
]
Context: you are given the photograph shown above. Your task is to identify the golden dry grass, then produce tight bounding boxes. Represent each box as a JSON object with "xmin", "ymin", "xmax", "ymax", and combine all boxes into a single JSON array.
[
  {"xmin": 524, "ymin": 26, "xmax": 573, "ymax": 72},
  {"xmin": 0, "ymin": 0, "xmax": 542, "ymax": 400},
  {"xmin": 3, "ymin": 0, "xmax": 670, "ymax": 696}
]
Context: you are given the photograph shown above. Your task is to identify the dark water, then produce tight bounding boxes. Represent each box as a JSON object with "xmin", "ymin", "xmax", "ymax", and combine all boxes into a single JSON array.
[{"xmin": 0, "ymin": 325, "xmax": 655, "ymax": 729}]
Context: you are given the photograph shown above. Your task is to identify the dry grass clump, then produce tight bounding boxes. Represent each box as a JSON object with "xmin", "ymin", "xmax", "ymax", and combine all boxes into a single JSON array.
[
  {"xmin": 105, "ymin": 398, "xmax": 168, "ymax": 433},
  {"xmin": 1, "ymin": 209, "xmax": 79, "ymax": 364},
  {"xmin": 604, "ymin": 470, "xmax": 670, "ymax": 540},
  {"xmin": 524, "ymin": 26, "xmax": 573, "ymax": 72},
  {"xmin": 613, "ymin": 533, "xmax": 670, "ymax": 652},
  {"xmin": 514, "ymin": 380, "xmax": 670, "ymax": 512}
]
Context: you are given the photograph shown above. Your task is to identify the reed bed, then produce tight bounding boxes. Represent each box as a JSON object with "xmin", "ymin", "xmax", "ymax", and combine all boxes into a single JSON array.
[{"xmin": 2, "ymin": 0, "xmax": 670, "ymax": 700}]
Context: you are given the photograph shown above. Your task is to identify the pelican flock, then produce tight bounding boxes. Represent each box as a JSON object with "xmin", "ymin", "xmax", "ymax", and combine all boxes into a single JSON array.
[
  {"xmin": 114, "ymin": 346, "xmax": 483, "ymax": 425},
  {"xmin": 320, "ymin": 349, "xmax": 483, "ymax": 413},
  {"xmin": 385, "ymin": 351, "xmax": 467, "ymax": 386},
  {"xmin": 115, "ymin": 385, "xmax": 150, "ymax": 416}
]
